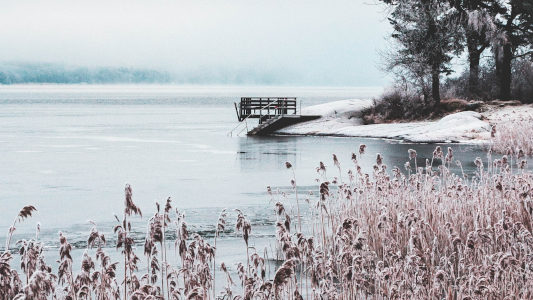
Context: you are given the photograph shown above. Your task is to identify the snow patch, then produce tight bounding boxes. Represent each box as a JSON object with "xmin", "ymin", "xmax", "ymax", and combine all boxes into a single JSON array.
[
  {"xmin": 279, "ymin": 100, "xmax": 492, "ymax": 143},
  {"xmin": 301, "ymin": 99, "xmax": 373, "ymax": 118}
]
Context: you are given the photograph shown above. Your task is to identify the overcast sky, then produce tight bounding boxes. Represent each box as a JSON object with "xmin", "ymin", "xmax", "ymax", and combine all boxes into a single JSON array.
[{"xmin": 0, "ymin": 0, "xmax": 391, "ymax": 86}]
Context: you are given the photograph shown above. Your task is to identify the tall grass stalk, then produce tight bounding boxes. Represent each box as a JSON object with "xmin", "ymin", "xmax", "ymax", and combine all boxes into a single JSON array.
[{"xmin": 2, "ymin": 146, "xmax": 533, "ymax": 299}]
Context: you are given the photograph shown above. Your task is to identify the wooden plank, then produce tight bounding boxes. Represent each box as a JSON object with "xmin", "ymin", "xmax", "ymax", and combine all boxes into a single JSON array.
[{"xmin": 247, "ymin": 115, "xmax": 321, "ymax": 136}]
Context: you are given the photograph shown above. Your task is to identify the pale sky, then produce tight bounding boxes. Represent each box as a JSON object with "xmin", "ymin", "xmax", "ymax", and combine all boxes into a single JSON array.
[{"xmin": 0, "ymin": 0, "xmax": 392, "ymax": 86}]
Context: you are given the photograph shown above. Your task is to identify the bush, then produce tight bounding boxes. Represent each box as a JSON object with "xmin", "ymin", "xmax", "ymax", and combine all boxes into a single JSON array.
[{"xmin": 361, "ymin": 88, "xmax": 432, "ymax": 124}]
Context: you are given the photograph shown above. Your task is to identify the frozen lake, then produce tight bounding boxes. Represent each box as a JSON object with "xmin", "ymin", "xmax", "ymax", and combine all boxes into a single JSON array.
[{"xmin": 0, "ymin": 85, "xmax": 488, "ymax": 283}]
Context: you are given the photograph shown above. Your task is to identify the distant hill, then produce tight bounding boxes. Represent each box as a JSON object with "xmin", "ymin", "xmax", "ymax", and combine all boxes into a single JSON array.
[
  {"xmin": 0, "ymin": 62, "xmax": 172, "ymax": 84},
  {"xmin": 0, "ymin": 62, "xmax": 344, "ymax": 86}
]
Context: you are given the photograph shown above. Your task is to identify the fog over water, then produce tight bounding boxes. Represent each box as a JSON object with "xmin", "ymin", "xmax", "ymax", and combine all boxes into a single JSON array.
[{"xmin": 0, "ymin": 0, "xmax": 391, "ymax": 85}]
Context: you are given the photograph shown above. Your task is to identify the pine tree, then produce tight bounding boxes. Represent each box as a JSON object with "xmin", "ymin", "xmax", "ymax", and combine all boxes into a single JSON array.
[
  {"xmin": 493, "ymin": 0, "xmax": 533, "ymax": 100},
  {"xmin": 381, "ymin": 0, "xmax": 462, "ymax": 104},
  {"xmin": 448, "ymin": 0, "xmax": 501, "ymax": 98}
]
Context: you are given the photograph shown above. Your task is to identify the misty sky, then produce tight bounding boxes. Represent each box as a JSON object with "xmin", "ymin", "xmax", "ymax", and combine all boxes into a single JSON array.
[{"xmin": 0, "ymin": 0, "xmax": 391, "ymax": 86}]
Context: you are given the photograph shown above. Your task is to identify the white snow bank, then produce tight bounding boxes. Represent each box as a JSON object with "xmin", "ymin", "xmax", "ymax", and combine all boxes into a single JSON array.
[
  {"xmin": 279, "ymin": 100, "xmax": 492, "ymax": 143},
  {"xmin": 301, "ymin": 99, "xmax": 373, "ymax": 118},
  {"xmin": 396, "ymin": 111, "xmax": 491, "ymax": 143}
]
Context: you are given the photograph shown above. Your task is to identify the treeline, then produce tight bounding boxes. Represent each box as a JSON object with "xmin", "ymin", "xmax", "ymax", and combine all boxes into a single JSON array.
[
  {"xmin": 0, "ymin": 62, "xmax": 301, "ymax": 85},
  {"xmin": 379, "ymin": 0, "xmax": 533, "ymax": 107},
  {"xmin": 0, "ymin": 62, "xmax": 172, "ymax": 84}
]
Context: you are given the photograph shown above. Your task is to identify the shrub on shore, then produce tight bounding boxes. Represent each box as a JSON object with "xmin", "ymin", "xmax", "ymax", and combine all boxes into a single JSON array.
[
  {"xmin": 361, "ymin": 88, "xmax": 477, "ymax": 124},
  {"xmin": 1, "ymin": 146, "xmax": 533, "ymax": 299},
  {"xmin": 361, "ymin": 89, "xmax": 429, "ymax": 124}
]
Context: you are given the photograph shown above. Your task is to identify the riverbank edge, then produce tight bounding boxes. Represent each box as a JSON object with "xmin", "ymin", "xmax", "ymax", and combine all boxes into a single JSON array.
[{"xmin": 274, "ymin": 100, "xmax": 533, "ymax": 144}]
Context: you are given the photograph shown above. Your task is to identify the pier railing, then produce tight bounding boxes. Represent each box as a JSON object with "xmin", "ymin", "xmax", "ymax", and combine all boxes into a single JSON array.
[
  {"xmin": 229, "ymin": 97, "xmax": 299, "ymax": 136},
  {"xmin": 236, "ymin": 97, "xmax": 297, "ymax": 123}
]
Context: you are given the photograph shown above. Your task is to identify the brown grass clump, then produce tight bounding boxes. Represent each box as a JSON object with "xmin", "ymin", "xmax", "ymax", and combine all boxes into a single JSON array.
[
  {"xmin": 439, "ymin": 98, "xmax": 469, "ymax": 112},
  {"xmin": 1, "ymin": 146, "xmax": 533, "ymax": 299},
  {"xmin": 294, "ymin": 145, "xmax": 533, "ymax": 298},
  {"xmin": 266, "ymin": 144, "xmax": 533, "ymax": 299}
]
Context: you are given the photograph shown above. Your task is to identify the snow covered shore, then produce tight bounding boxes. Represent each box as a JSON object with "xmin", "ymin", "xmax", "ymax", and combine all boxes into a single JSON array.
[{"xmin": 275, "ymin": 99, "xmax": 530, "ymax": 143}]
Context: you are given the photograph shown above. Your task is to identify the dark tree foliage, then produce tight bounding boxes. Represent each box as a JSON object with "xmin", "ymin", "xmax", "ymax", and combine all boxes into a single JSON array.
[
  {"xmin": 381, "ymin": 0, "xmax": 463, "ymax": 105},
  {"xmin": 448, "ymin": 0, "xmax": 502, "ymax": 98},
  {"xmin": 493, "ymin": 0, "xmax": 533, "ymax": 100},
  {"xmin": 381, "ymin": 0, "xmax": 533, "ymax": 105}
]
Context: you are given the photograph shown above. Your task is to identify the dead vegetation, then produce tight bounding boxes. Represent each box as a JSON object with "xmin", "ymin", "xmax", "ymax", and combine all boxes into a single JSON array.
[{"xmin": 1, "ymin": 145, "xmax": 533, "ymax": 299}]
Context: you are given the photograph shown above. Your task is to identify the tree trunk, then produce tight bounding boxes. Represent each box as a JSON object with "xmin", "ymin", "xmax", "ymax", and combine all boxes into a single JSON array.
[
  {"xmin": 432, "ymin": 64, "xmax": 441, "ymax": 104},
  {"xmin": 498, "ymin": 43, "xmax": 512, "ymax": 100},
  {"xmin": 496, "ymin": 6, "xmax": 516, "ymax": 101},
  {"xmin": 467, "ymin": 40, "xmax": 482, "ymax": 98},
  {"xmin": 423, "ymin": 0, "xmax": 440, "ymax": 105}
]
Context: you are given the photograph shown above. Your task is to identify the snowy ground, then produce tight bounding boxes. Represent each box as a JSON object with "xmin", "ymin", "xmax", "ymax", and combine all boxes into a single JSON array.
[
  {"xmin": 483, "ymin": 104, "xmax": 533, "ymax": 123},
  {"xmin": 276, "ymin": 99, "xmax": 533, "ymax": 143}
]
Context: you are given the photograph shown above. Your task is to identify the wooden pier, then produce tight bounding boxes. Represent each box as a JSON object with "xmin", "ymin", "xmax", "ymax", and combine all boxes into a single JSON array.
[{"xmin": 231, "ymin": 97, "xmax": 320, "ymax": 136}]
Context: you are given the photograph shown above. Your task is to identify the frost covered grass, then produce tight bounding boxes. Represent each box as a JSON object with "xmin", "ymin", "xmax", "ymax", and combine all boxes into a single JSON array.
[
  {"xmin": 492, "ymin": 118, "xmax": 533, "ymax": 156},
  {"xmin": 1, "ymin": 146, "xmax": 533, "ymax": 299},
  {"xmin": 270, "ymin": 146, "xmax": 533, "ymax": 299}
]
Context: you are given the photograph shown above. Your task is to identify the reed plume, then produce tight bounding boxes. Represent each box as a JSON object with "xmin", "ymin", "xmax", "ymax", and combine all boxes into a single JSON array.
[{"xmin": 2, "ymin": 144, "xmax": 533, "ymax": 299}]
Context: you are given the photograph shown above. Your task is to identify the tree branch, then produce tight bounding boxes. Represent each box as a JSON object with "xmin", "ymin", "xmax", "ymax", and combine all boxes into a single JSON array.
[{"xmin": 513, "ymin": 51, "xmax": 533, "ymax": 59}]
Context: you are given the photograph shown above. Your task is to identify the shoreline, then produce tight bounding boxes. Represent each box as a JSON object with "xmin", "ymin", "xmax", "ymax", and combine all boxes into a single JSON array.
[
  {"xmin": 275, "ymin": 99, "xmax": 533, "ymax": 144},
  {"xmin": 272, "ymin": 131, "xmax": 483, "ymax": 144}
]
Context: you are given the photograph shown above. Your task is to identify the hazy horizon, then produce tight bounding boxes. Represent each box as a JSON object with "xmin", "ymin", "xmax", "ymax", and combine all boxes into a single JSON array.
[{"xmin": 0, "ymin": 0, "xmax": 392, "ymax": 86}]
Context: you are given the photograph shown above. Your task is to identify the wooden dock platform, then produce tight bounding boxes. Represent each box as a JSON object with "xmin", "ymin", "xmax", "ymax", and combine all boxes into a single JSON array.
[
  {"xmin": 247, "ymin": 115, "xmax": 321, "ymax": 135},
  {"xmin": 230, "ymin": 97, "xmax": 320, "ymax": 136}
]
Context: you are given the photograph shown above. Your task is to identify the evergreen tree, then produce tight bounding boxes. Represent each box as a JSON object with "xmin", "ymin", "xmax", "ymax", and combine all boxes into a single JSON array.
[
  {"xmin": 493, "ymin": 0, "xmax": 533, "ymax": 100},
  {"xmin": 381, "ymin": 0, "xmax": 462, "ymax": 104},
  {"xmin": 448, "ymin": 0, "xmax": 501, "ymax": 98}
]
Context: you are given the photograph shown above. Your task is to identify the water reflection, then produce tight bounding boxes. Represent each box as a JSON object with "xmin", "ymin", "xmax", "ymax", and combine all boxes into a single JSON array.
[
  {"xmin": 238, "ymin": 136, "xmax": 299, "ymax": 172},
  {"xmin": 239, "ymin": 135, "xmax": 489, "ymax": 178}
]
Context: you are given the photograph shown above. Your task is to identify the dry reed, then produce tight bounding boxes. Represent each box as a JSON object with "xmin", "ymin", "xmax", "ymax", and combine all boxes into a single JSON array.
[
  {"xmin": 492, "ymin": 118, "xmax": 533, "ymax": 156},
  {"xmin": 1, "ymin": 145, "xmax": 533, "ymax": 299}
]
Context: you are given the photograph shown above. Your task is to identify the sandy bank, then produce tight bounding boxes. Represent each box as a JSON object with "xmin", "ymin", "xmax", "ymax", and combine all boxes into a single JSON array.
[{"xmin": 276, "ymin": 99, "xmax": 533, "ymax": 143}]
